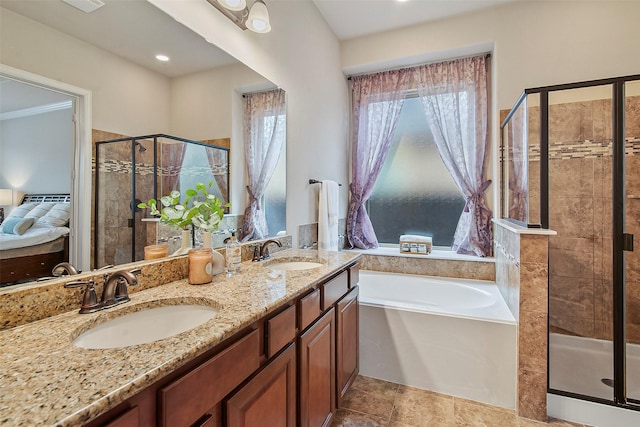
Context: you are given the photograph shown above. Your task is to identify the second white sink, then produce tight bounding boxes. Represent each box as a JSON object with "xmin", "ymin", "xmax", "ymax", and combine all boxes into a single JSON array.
[
  {"xmin": 73, "ymin": 304, "xmax": 217, "ymax": 349},
  {"xmin": 266, "ymin": 261, "xmax": 323, "ymax": 271}
]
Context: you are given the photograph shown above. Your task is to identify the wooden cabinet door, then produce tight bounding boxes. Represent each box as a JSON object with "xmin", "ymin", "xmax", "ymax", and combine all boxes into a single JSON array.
[
  {"xmin": 159, "ymin": 330, "xmax": 261, "ymax": 427},
  {"xmin": 336, "ymin": 286, "xmax": 359, "ymax": 407},
  {"xmin": 298, "ymin": 308, "xmax": 335, "ymax": 427},
  {"xmin": 226, "ymin": 343, "xmax": 296, "ymax": 427}
]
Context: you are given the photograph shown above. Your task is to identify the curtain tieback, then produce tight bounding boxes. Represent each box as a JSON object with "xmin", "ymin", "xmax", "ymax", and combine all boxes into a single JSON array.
[
  {"xmin": 348, "ymin": 183, "xmax": 364, "ymax": 208},
  {"xmin": 247, "ymin": 186, "xmax": 261, "ymax": 210},
  {"xmin": 464, "ymin": 180, "xmax": 492, "ymax": 212}
]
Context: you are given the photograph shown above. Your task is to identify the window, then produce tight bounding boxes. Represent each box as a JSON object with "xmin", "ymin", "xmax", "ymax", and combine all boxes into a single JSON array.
[
  {"xmin": 262, "ymin": 111, "xmax": 286, "ymax": 235},
  {"xmin": 366, "ymin": 95, "xmax": 465, "ymax": 247},
  {"xmin": 178, "ymin": 143, "xmax": 226, "ymax": 201}
]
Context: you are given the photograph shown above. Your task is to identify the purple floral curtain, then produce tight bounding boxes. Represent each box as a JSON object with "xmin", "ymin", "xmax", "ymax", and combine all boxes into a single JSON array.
[
  {"xmin": 205, "ymin": 148, "xmax": 228, "ymax": 205},
  {"xmin": 160, "ymin": 141, "xmax": 187, "ymax": 194},
  {"xmin": 415, "ymin": 55, "xmax": 493, "ymax": 256},
  {"xmin": 241, "ymin": 89, "xmax": 286, "ymax": 241},
  {"xmin": 347, "ymin": 69, "xmax": 412, "ymax": 249}
]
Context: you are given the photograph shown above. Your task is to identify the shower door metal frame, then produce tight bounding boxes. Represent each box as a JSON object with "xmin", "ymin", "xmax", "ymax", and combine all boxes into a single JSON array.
[{"xmin": 521, "ymin": 74, "xmax": 640, "ymax": 411}]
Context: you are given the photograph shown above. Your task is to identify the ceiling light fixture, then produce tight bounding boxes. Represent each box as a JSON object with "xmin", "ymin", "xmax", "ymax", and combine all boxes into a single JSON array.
[
  {"xmin": 206, "ymin": 0, "xmax": 271, "ymax": 33},
  {"xmin": 155, "ymin": 54, "xmax": 170, "ymax": 62},
  {"xmin": 217, "ymin": 0, "xmax": 247, "ymax": 11},
  {"xmin": 246, "ymin": 1, "xmax": 271, "ymax": 33}
]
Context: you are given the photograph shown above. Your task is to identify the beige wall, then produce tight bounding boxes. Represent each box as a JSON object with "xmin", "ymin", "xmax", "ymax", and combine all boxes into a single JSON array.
[
  {"xmin": 169, "ymin": 63, "xmax": 270, "ymax": 140},
  {"xmin": 340, "ymin": 0, "xmax": 640, "ymax": 216},
  {"xmin": 0, "ymin": 7, "xmax": 171, "ymax": 137},
  {"xmin": 170, "ymin": 63, "xmax": 273, "ymax": 216},
  {"xmin": 150, "ymin": 0, "xmax": 348, "ymax": 247}
]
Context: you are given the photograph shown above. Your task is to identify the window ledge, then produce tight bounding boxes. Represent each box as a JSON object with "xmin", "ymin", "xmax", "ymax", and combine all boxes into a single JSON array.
[
  {"xmin": 345, "ymin": 246, "xmax": 495, "ymax": 263},
  {"xmin": 492, "ymin": 218, "xmax": 557, "ymax": 236}
]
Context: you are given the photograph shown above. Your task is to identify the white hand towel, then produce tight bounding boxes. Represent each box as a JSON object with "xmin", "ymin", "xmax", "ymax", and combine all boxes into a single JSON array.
[{"xmin": 318, "ymin": 180, "xmax": 339, "ymax": 251}]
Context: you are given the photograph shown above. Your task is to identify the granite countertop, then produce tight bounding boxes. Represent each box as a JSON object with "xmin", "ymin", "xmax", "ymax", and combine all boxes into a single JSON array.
[{"xmin": 0, "ymin": 249, "xmax": 360, "ymax": 427}]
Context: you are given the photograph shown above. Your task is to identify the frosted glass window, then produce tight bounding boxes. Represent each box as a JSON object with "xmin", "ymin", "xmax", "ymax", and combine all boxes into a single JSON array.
[
  {"xmin": 367, "ymin": 96, "xmax": 465, "ymax": 246},
  {"xmin": 262, "ymin": 112, "xmax": 287, "ymax": 236},
  {"xmin": 179, "ymin": 144, "xmax": 224, "ymax": 200}
]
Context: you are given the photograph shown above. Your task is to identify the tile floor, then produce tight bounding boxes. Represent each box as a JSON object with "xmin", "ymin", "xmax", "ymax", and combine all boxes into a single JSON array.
[{"xmin": 331, "ymin": 375, "xmax": 588, "ymax": 427}]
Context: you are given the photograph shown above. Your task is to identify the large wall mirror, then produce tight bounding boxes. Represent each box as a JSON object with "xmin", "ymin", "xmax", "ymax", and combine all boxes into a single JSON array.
[{"xmin": 0, "ymin": 0, "xmax": 286, "ymax": 287}]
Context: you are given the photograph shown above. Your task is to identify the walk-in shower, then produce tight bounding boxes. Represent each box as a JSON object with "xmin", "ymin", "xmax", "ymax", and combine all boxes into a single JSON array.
[
  {"xmin": 501, "ymin": 74, "xmax": 640, "ymax": 411},
  {"xmin": 93, "ymin": 134, "xmax": 229, "ymax": 267}
]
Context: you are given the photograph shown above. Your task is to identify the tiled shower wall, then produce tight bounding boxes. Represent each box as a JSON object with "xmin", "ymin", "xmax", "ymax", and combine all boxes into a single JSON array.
[
  {"xmin": 521, "ymin": 95, "xmax": 640, "ymax": 344},
  {"xmin": 92, "ymin": 130, "xmax": 153, "ymax": 268}
]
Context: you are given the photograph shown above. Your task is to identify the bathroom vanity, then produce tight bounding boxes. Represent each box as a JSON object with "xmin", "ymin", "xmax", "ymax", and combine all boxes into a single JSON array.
[{"xmin": 0, "ymin": 250, "xmax": 360, "ymax": 427}]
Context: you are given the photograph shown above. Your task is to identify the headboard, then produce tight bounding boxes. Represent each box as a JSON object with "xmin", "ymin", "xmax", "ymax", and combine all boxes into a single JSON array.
[{"xmin": 20, "ymin": 194, "xmax": 71, "ymax": 204}]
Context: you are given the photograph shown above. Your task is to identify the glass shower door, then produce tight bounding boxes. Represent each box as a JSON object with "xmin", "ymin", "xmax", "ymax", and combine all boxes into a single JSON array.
[
  {"xmin": 94, "ymin": 140, "xmax": 134, "ymax": 268},
  {"xmin": 132, "ymin": 137, "xmax": 155, "ymax": 262},
  {"xmin": 625, "ymin": 80, "xmax": 640, "ymax": 403},
  {"xmin": 547, "ymin": 84, "xmax": 615, "ymax": 401}
]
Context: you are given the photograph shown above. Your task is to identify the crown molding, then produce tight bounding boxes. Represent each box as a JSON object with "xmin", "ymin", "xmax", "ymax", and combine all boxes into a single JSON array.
[{"xmin": 0, "ymin": 100, "xmax": 72, "ymax": 121}]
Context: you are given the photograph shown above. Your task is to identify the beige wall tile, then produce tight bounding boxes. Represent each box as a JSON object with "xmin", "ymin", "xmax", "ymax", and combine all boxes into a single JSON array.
[
  {"xmin": 521, "ymin": 236, "xmax": 549, "ymax": 264},
  {"xmin": 549, "ymin": 197, "xmax": 594, "ymax": 239},
  {"xmin": 518, "ymin": 369, "xmax": 547, "ymax": 421},
  {"xmin": 520, "ymin": 263, "xmax": 548, "ymax": 314},
  {"xmin": 519, "ymin": 310, "xmax": 548, "ymax": 373},
  {"xmin": 549, "ymin": 248, "xmax": 594, "ymax": 279},
  {"xmin": 549, "ymin": 312, "xmax": 594, "ymax": 337},
  {"xmin": 549, "ymin": 158, "xmax": 594, "ymax": 199}
]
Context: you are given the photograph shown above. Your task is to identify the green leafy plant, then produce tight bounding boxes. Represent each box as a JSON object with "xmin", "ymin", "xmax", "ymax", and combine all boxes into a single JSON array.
[{"xmin": 138, "ymin": 182, "xmax": 229, "ymax": 232}]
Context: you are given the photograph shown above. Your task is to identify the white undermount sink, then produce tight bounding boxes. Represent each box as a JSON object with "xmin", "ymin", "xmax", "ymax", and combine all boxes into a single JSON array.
[
  {"xmin": 266, "ymin": 261, "xmax": 324, "ymax": 271},
  {"xmin": 73, "ymin": 304, "xmax": 218, "ymax": 349}
]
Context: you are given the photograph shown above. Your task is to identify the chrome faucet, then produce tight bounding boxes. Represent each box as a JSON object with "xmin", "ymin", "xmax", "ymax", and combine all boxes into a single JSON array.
[
  {"xmin": 259, "ymin": 239, "xmax": 282, "ymax": 260},
  {"xmin": 52, "ymin": 262, "xmax": 79, "ymax": 276}
]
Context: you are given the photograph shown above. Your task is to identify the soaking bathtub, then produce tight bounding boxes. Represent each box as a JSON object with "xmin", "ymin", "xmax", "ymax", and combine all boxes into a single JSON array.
[{"xmin": 358, "ymin": 270, "xmax": 517, "ymax": 408}]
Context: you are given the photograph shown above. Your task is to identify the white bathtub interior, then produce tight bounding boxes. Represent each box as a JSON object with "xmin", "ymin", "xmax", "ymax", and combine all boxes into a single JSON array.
[{"xmin": 358, "ymin": 270, "xmax": 517, "ymax": 409}]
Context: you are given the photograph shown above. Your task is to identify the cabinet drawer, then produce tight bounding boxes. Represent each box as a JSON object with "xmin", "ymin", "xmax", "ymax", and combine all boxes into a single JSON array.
[
  {"xmin": 103, "ymin": 406, "xmax": 139, "ymax": 427},
  {"xmin": 159, "ymin": 329, "xmax": 261, "ymax": 427},
  {"xmin": 321, "ymin": 271, "xmax": 348, "ymax": 310},
  {"xmin": 266, "ymin": 304, "xmax": 296, "ymax": 358},
  {"xmin": 349, "ymin": 265, "xmax": 359, "ymax": 288},
  {"xmin": 298, "ymin": 288, "xmax": 320, "ymax": 331}
]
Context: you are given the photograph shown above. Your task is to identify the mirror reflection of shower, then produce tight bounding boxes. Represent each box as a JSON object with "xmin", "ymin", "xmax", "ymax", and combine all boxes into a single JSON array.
[{"xmin": 94, "ymin": 135, "xmax": 230, "ymax": 267}]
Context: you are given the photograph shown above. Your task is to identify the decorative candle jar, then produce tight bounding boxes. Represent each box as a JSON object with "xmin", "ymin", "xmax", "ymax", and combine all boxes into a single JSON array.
[
  {"xmin": 144, "ymin": 244, "xmax": 169, "ymax": 260},
  {"xmin": 188, "ymin": 248, "xmax": 213, "ymax": 285}
]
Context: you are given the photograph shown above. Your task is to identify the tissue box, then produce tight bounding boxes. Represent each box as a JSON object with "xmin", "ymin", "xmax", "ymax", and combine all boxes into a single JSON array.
[{"xmin": 399, "ymin": 235, "xmax": 432, "ymax": 255}]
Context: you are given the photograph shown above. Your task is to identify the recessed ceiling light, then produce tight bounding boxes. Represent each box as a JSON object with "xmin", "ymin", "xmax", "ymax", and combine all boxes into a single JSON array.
[{"xmin": 155, "ymin": 54, "xmax": 170, "ymax": 62}]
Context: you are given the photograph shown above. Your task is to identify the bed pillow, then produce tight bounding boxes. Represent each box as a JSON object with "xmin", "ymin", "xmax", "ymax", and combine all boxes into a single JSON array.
[
  {"xmin": 5, "ymin": 202, "xmax": 38, "ymax": 220},
  {"xmin": 25, "ymin": 203, "xmax": 56, "ymax": 221},
  {"xmin": 36, "ymin": 203, "xmax": 71, "ymax": 227},
  {"xmin": 1, "ymin": 217, "xmax": 35, "ymax": 235}
]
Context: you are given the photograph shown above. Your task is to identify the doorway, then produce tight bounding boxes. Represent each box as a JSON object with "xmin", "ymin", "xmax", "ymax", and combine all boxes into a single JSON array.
[{"xmin": 0, "ymin": 64, "xmax": 92, "ymax": 271}]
